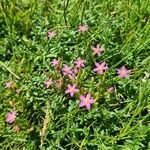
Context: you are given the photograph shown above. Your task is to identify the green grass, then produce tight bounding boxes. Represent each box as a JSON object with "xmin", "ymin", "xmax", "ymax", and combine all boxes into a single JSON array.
[{"xmin": 0, "ymin": 0, "xmax": 150, "ymax": 149}]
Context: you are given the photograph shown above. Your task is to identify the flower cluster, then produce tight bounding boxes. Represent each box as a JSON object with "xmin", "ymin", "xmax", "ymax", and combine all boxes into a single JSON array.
[
  {"xmin": 45, "ymin": 25, "xmax": 132, "ymax": 110},
  {"xmin": 4, "ymin": 24, "xmax": 132, "ymax": 125},
  {"xmin": 48, "ymin": 51, "xmax": 131, "ymax": 110}
]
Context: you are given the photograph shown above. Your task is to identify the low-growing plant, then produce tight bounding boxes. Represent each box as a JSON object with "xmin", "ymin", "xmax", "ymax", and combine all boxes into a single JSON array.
[{"xmin": 0, "ymin": 0, "xmax": 149, "ymax": 149}]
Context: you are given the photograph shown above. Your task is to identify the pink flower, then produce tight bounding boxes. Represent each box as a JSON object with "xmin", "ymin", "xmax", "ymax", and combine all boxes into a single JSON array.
[
  {"xmin": 74, "ymin": 57, "xmax": 85, "ymax": 68},
  {"xmin": 5, "ymin": 81, "xmax": 13, "ymax": 89},
  {"xmin": 68, "ymin": 73, "xmax": 77, "ymax": 81},
  {"xmin": 93, "ymin": 62, "xmax": 108, "ymax": 74},
  {"xmin": 77, "ymin": 24, "xmax": 89, "ymax": 32},
  {"xmin": 44, "ymin": 78, "xmax": 53, "ymax": 88},
  {"xmin": 55, "ymin": 78, "xmax": 62, "ymax": 89},
  {"xmin": 68, "ymin": 66, "xmax": 79, "ymax": 80},
  {"xmin": 79, "ymin": 93, "xmax": 95, "ymax": 110},
  {"xmin": 92, "ymin": 44, "xmax": 103, "ymax": 56},
  {"xmin": 65, "ymin": 84, "xmax": 79, "ymax": 97},
  {"xmin": 117, "ymin": 66, "xmax": 131, "ymax": 78},
  {"xmin": 6, "ymin": 111, "xmax": 17, "ymax": 124},
  {"xmin": 107, "ymin": 87, "xmax": 114, "ymax": 93},
  {"xmin": 73, "ymin": 67, "xmax": 79, "ymax": 75},
  {"xmin": 62, "ymin": 65, "xmax": 72, "ymax": 76},
  {"xmin": 51, "ymin": 59, "xmax": 60, "ymax": 67},
  {"xmin": 47, "ymin": 31, "xmax": 56, "ymax": 38},
  {"xmin": 16, "ymin": 89, "xmax": 21, "ymax": 94},
  {"xmin": 13, "ymin": 125, "xmax": 20, "ymax": 133}
]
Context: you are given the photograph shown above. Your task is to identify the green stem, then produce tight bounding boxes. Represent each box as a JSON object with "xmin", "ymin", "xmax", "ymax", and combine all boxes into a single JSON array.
[
  {"xmin": 0, "ymin": 61, "xmax": 20, "ymax": 79},
  {"xmin": 63, "ymin": 0, "xmax": 70, "ymax": 26}
]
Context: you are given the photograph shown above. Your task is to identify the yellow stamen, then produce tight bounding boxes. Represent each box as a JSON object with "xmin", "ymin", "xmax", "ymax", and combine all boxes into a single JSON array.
[
  {"xmin": 70, "ymin": 88, "xmax": 74, "ymax": 92},
  {"xmin": 98, "ymin": 65, "xmax": 103, "ymax": 70},
  {"xmin": 84, "ymin": 99, "xmax": 89, "ymax": 104}
]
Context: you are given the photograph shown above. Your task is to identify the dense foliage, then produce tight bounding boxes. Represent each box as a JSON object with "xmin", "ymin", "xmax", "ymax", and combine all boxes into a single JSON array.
[{"xmin": 0, "ymin": 0, "xmax": 149, "ymax": 149}]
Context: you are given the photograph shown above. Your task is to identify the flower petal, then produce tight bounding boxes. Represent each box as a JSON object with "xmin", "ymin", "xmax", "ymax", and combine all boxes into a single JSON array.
[
  {"xmin": 101, "ymin": 62, "xmax": 106, "ymax": 67},
  {"xmin": 95, "ymin": 62, "xmax": 100, "ymax": 67},
  {"xmin": 86, "ymin": 103, "xmax": 91, "ymax": 110},
  {"xmin": 74, "ymin": 89, "xmax": 79, "ymax": 93},
  {"xmin": 96, "ymin": 44, "xmax": 100, "ymax": 49},
  {"xmin": 121, "ymin": 66, "xmax": 126, "ymax": 70},
  {"xmin": 93, "ymin": 68, "xmax": 98, "ymax": 72},
  {"xmin": 80, "ymin": 95, "xmax": 85, "ymax": 101},
  {"xmin": 67, "ymin": 84, "xmax": 71, "ymax": 89},
  {"xmin": 65, "ymin": 89, "xmax": 70, "ymax": 94},
  {"xmin": 73, "ymin": 84, "xmax": 76, "ymax": 88},
  {"xmin": 70, "ymin": 92, "xmax": 74, "ymax": 97},
  {"xmin": 86, "ymin": 93, "xmax": 91, "ymax": 99},
  {"xmin": 98, "ymin": 70, "xmax": 104, "ymax": 74},
  {"xmin": 89, "ymin": 99, "xmax": 95, "ymax": 104},
  {"xmin": 79, "ymin": 101, "xmax": 85, "ymax": 107}
]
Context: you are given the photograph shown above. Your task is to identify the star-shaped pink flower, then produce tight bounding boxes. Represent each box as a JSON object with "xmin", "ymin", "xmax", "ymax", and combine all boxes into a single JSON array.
[
  {"xmin": 79, "ymin": 93, "xmax": 95, "ymax": 110},
  {"xmin": 73, "ymin": 67, "xmax": 79, "ymax": 75},
  {"xmin": 65, "ymin": 84, "xmax": 79, "ymax": 97},
  {"xmin": 55, "ymin": 78, "xmax": 62, "ymax": 89},
  {"xmin": 16, "ymin": 89, "xmax": 21, "ymax": 94},
  {"xmin": 6, "ymin": 111, "xmax": 17, "ymax": 124},
  {"xmin": 44, "ymin": 78, "xmax": 53, "ymax": 88},
  {"xmin": 117, "ymin": 66, "xmax": 131, "ymax": 78},
  {"xmin": 77, "ymin": 24, "xmax": 89, "ymax": 32},
  {"xmin": 62, "ymin": 65, "xmax": 72, "ymax": 76},
  {"xmin": 74, "ymin": 57, "xmax": 85, "ymax": 68},
  {"xmin": 93, "ymin": 62, "xmax": 108, "ymax": 74},
  {"xmin": 107, "ymin": 87, "xmax": 114, "ymax": 93},
  {"xmin": 51, "ymin": 59, "xmax": 60, "ymax": 67},
  {"xmin": 5, "ymin": 81, "xmax": 13, "ymax": 88},
  {"xmin": 47, "ymin": 31, "xmax": 56, "ymax": 38},
  {"xmin": 92, "ymin": 44, "xmax": 103, "ymax": 56},
  {"xmin": 68, "ymin": 73, "xmax": 77, "ymax": 81}
]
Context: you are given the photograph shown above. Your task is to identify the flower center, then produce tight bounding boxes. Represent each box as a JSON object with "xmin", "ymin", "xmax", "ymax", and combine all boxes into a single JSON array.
[
  {"xmin": 65, "ymin": 68, "xmax": 69, "ymax": 72},
  {"xmin": 84, "ymin": 99, "xmax": 89, "ymax": 104},
  {"xmin": 121, "ymin": 70, "xmax": 126, "ymax": 75},
  {"xmin": 70, "ymin": 88, "xmax": 74, "ymax": 92},
  {"xmin": 98, "ymin": 65, "xmax": 103, "ymax": 70},
  {"xmin": 11, "ymin": 114, "xmax": 16, "ymax": 120},
  {"xmin": 96, "ymin": 48, "xmax": 99, "ymax": 52}
]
